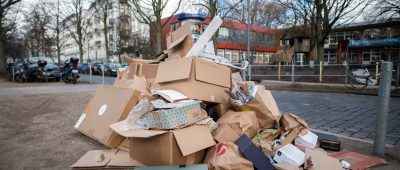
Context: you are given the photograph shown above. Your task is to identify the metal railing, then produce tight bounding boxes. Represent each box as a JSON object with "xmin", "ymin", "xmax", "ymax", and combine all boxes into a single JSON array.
[{"xmin": 247, "ymin": 61, "xmax": 400, "ymax": 90}]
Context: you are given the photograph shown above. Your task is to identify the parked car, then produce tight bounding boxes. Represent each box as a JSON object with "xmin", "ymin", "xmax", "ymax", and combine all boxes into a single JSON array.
[
  {"xmin": 14, "ymin": 57, "xmax": 61, "ymax": 82},
  {"xmin": 91, "ymin": 63, "xmax": 103, "ymax": 75},
  {"xmin": 105, "ymin": 63, "xmax": 121, "ymax": 77},
  {"xmin": 78, "ymin": 63, "xmax": 92, "ymax": 74}
]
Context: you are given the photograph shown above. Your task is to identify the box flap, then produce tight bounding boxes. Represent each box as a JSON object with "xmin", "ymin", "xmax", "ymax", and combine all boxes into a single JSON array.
[
  {"xmin": 305, "ymin": 149, "xmax": 342, "ymax": 170},
  {"xmin": 110, "ymin": 120, "xmax": 168, "ymax": 138},
  {"xmin": 71, "ymin": 149, "xmax": 118, "ymax": 168},
  {"xmin": 107, "ymin": 150, "xmax": 144, "ymax": 167},
  {"xmin": 133, "ymin": 75, "xmax": 150, "ymax": 95},
  {"xmin": 172, "ymin": 125, "xmax": 216, "ymax": 156},
  {"xmin": 155, "ymin": 57, "xmax": 193, "ymax": 83},
  {"xmin": 194, "ymin": 57, "xmax": 231, "ymax": 88}
]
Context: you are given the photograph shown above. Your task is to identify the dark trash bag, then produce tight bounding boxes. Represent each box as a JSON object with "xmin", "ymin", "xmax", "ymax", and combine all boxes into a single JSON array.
[{"xmin": 37, "ymin": 60, "xmax": 47, "ymax": 67}]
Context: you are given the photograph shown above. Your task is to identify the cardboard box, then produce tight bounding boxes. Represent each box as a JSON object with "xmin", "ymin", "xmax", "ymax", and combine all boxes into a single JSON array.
[
  {"xmin": 166, "ymin": 24, "xmax": 194, "ymax": 59},
  {"xmin": 144, "ymin": 100, "xmax": 207, "ymax": 129},
  {"xmin": 216, "ymin": 110, "xmax": 260, "ymax": 139},
  {"xmin": 295, "ymin": 130, "xmax": 318, "ymax": 149},
  {"xmin": 155, "ymin": 56, "xmax": 231, "ymax": 103},
  {"xmin": 273, "ymin": 143, "xmax": 305, "ymax": 167},
  {"xmin": 128, "ymin": 63, "xmax": 159, "ymax": 80},
  {"xmin": 71, "ymin": 149, "xmax": 143, "ymax": 168},
  {"xmin": 304, "ymin": 149, "xmax": 342, "ymax": 170},
  {"xmin": 74, "ymin": 87, "xmax": 141, "ymax": 148},
  {"xmin": 235, "ymin": 135, "xmax": 275, "ymax": 170},
  {"xmin": 110, "ymin": 121, "xmax": 216, "ymax": 166},
  {"xmin": 212, "ymin": 102, "xmax": 233, "ymax": 118}
]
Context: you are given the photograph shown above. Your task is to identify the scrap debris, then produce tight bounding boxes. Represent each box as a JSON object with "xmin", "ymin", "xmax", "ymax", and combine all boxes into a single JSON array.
[{"xmin": 71, "ymin": 16, "xmax": 386, "ymax": 170}]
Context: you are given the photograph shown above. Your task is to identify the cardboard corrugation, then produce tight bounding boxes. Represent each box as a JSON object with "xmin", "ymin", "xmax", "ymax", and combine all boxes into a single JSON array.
[
  {"xmin": 75, "ymin": 87, "xmax": 141, "ymax": 148},
  {"xmin": 155, "ymin": 57, "xmax": 231, "ymax": 103}
]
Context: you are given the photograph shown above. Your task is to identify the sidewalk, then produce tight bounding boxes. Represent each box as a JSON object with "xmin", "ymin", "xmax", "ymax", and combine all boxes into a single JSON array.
[{"xmin": 262, "ymin": 80, "xmax": 400, "ymax": 96}]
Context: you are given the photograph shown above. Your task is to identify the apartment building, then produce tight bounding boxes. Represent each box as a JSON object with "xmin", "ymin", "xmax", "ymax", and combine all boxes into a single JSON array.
[{"xmin": 61, "ymin": 0, "xmax": 148, "ymax": 63}]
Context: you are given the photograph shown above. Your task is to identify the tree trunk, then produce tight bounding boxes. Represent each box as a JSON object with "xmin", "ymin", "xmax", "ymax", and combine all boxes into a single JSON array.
[
  {"xmin": 0, "ymin": 40, "xmax": 5, "ymax": 76},
  {"xmin": 104, "ymin": 25, "xmax": 109, "ymax": 62},
  {"xmin": 155, "ymin": 22, "xmax": 162, "ymax": 54},
  {"xmin": 79, "ymin": 43, "xmax": 84, "ymax": 63}
]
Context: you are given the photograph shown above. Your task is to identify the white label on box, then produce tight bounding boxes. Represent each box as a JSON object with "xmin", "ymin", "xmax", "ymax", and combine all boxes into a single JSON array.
[
  {"xmin": 98, "ymin": 104, "xmax": 107, "ymax": 116},
  {"xmin": 74, "ymin": 113, "xmax": 86, "ymax": 128}
]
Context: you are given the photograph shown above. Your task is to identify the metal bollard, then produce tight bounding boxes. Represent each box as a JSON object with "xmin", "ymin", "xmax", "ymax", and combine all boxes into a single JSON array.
[
  {"xmin": 376, "ymin": 62, "xmax": 379, "ymax": 81},
  {"xmin": 12, "ymin": 66, "xmax": 15, "ymax": 82},
  {"xmin": 102, "ymin": 66, "xmax": 105, "ymax": 86},
  {"xmin": 345, "ymin": 63, "xmax": 348, "ymax": 90},
  {"xmin": 291, "ymin": 63, "xmax": 294, "ymax": 83},
  {"xmin": 278, "ymin": 62, "xmax": 281, "ymax": 81},
  {"xmin": 373, "ymin": 61, "xmax": 393, "ymax": 157},
  {"xmin": 319, "ymin": 61, "xmax": 323, "ymax": 83},
  {"xmin": 248, "ymin": 65, "xmax": 252, "ymax": 81},
  {"xmin": 89, "ymin": 66, "xmax": 92, "ymax": 84},
  {"xmin": 396, "ymin": 62, "xmax": 399, "ymax": 90}
]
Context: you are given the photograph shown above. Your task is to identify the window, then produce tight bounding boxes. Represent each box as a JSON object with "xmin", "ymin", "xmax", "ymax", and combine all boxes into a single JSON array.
[
  {"xmin": 329, "ymin": 33, "xmax": 337, "ymax": 44},
  {"xmin": 258, "ymin": 52, "xmax": 263, "ymax": 63},
  {"xmin": 217, "ymin": 49, "xmax": 224, "ymax": 58},
  {"xmin": 218, "ymin": 27, "xmax": 229, "ymax": 37},
  {"xmin": 264, "ymin": 52, "xmax": 271, "ymax": 63},
  {"xmin": 171, "ymin": 22, "xmax": 180, "ymax": 31},
  {"xmin": 225, "ymin": 49, "xmax": 232, "ymax": 61},
  {"xmin": 253, "ymin": 52, "xmax": 258, "ymax": 63},
  {"xmin": 362, "ymin": 50, "xmax": 371, "ymax": 62},
  {"xmin": 337, "ymin": 32, "xmax": 344, "ymax": 41},
  {"xmin": 232, "ymin": 50, "xmax": 239, "ymax": 63}
]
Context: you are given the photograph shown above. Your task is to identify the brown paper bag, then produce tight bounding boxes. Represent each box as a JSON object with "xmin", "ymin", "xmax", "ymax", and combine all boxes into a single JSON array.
[
  {"xmin": 217, "ymin": 110, "xmax": 260, "ymax": 139},
  {"xmin": 234, "ymin": 85, "xmax": 281, "ymax": 129},
  {"xmin": 280, "ymin": 113, "xmax": 309, "ymax": 130},
  {"xmin": 204, "ymin": 142, "xmax": 253, "ymax": 170}
]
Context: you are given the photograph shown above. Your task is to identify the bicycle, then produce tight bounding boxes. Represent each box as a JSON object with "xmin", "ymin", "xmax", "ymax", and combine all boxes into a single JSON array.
[
  {"xmin": 348, "ymin": 61, "xmax": 396, "ymax": 90},
  {"xmin": 348, "ymin": 65, "xmax": 379, "ymax": 90}
]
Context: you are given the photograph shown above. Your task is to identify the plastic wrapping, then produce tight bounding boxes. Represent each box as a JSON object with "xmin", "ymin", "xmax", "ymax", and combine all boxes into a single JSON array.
[{"xmin": 122, "ymin": 98, "xmax": 154, "ymax": 130}]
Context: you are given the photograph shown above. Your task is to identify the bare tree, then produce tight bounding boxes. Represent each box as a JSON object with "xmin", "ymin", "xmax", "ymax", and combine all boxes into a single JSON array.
[
  {"xmin": 280, "ymin": 0, "xmax": 372, "ymax": 63},
  {"xmin": 46, "ymin": 0, "xmax": 66, "ymax": 63},
  {"xmin": 0, "ymin": 0, "xmax": 21, "ymax": 76},
  {"xmin": 128, "ymin": 0, "xmax": 182, "ymax": 55},
  {"xmin": 92, "ymin": 0, "xmax": 111, "ymax": 62},
  {"xmin": 374, "ymin": 0, "xmax": 400, "ymax": 19},
  {"xmin": 64, "ymin": 0, "xmax": 88, "ymax": 63},
  {"xmin": 23, "ymin": 1, "xmax": 53, "ymax": 57}
]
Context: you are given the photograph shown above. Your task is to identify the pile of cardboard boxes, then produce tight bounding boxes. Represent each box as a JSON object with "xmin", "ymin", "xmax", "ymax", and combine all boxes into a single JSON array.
[{"xmin": 71, "ymin": 16, "xmax": 383, "ymax": 170}]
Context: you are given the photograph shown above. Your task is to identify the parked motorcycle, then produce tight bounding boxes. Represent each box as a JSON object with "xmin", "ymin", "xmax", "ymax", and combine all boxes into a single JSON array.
[
  {"xmin": 61, "ymin": 57, "xmax": 80, "ymax": 84},
  {"xmin": 14, "ymin": 59, "xmax": 48, "ymax": 83}
]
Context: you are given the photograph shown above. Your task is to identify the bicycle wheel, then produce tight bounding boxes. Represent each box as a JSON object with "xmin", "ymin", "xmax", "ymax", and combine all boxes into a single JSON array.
[{"xmin": 349, "ymin": 72, "xmax": 369, "ymax": 90}]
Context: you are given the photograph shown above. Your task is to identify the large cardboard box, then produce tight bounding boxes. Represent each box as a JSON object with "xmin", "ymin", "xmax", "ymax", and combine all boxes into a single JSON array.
[
  {"xmin": 166, "ymin": 24, "xmax": 194, "ymax": 59},
  {"xmin": 128, "ymin": 63, "xmax": 159, "ymax": 80},
  {"xmin": 74, "ymin": 87, "xmax": 141, "ymax": 148},
  {"xmin": 111, "ymin": 121, "xmax": 216, "ymax": 166},
  {"xmin": 155, "ymin": 57, "xmax": 231, "ymax": 103}
]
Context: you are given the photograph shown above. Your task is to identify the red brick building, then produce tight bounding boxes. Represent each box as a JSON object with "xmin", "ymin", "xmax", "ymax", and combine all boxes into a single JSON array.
[{"xmin": 155, "ymin": 13, "xmax": 281, "ymax": 63}]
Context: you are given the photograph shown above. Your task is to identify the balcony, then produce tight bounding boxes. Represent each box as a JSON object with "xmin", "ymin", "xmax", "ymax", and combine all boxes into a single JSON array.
[{"xmin": 294, "ymin": 44, "xmax": 310, "ymax": 52}]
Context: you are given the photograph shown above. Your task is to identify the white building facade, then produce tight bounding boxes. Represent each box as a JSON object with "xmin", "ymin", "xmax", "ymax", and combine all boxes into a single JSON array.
[{"xmin": 61, "ymin": 0, "xmax": 148, "ymax": 63}]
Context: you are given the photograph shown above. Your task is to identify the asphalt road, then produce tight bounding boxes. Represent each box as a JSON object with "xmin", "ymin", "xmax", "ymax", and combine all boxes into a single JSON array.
[{"xmin": 79, "ymin": 74, "xmax": 116, "ymax": 85}]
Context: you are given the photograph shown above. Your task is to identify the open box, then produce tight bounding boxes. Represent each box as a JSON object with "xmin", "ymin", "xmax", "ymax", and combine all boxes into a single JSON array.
[
  {"xmin": 110, "ymin": 121, "xmax": 216, "ymax": 166},
  {"xmin": 155, "ymin": 56, "xmax": 231, "ymax": 103}
]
